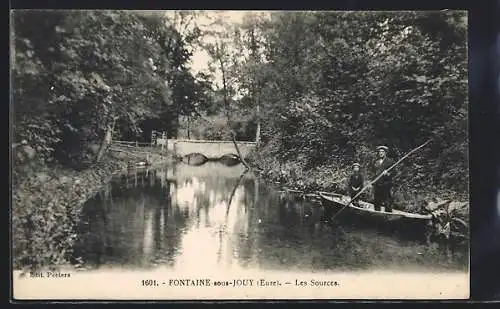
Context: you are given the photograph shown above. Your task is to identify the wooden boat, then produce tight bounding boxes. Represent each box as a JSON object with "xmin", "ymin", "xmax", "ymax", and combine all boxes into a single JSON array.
[{"xmin": 318, "ymin": 191, "xmax": 432, "ymax": 226}]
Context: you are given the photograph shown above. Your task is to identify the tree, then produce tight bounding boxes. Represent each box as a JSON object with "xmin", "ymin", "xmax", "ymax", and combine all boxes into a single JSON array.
[
  {"xmin": 136, "ymin": 11, "xmax": 212, "ymax": 140},
  {"xmin": 12, "ymin": 10, "xmax": 172, "ymax": 168},
  {"xmin": 204, "ymin": 37, "xmax": 251, "ymax": 168},
  {"xmin": 230, "ymin": 11, "xmax": 468, "ymax": 193}
]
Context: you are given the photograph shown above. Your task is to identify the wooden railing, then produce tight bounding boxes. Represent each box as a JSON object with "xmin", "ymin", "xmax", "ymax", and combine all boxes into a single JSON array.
[
  {"xmin": 109, "ymin": 140, "xmax": 167, "ymax": 160},
  {"xmin": 112, "ymin": 140, "xmax": 152, "ymax": 147}
]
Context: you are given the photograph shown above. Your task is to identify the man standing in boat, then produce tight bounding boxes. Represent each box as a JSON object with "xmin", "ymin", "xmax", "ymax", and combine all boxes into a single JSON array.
[
  {"xmin": 372, "ymin": 145, "xmax": 395, "ymax": 212},
  {"xmin": 348, "ymin": 163, "xmax": 364, "ymax": 207}
]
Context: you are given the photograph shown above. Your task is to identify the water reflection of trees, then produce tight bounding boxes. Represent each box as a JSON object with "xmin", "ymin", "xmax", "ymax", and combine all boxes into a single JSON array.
[
  {"xmin": 167, "ymin": 167, "xmax": 252, "ymax": 271},
  {"xmin": 73, "ymin": 167, "xmax": 189, "ymax": 269},
  {"xmin": 73, "ymin": 164, "xmax": 466, "ymax": 272},
  {"xmin": 234, "ymin": 185, "xmax": 465, "ymax": 272},
  {"xmin": 234, "ymin": 185, "xmax": 327, "ymax": 270},
  {"xmin": 73, "ymin": 164, "xmax": 255, "ymax": 270}
]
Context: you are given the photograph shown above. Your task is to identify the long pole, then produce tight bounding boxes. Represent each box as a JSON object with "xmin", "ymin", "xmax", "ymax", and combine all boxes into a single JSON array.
[{"xmin": 330, "ymin": 139, "xmax": 433, "ymax": 221}]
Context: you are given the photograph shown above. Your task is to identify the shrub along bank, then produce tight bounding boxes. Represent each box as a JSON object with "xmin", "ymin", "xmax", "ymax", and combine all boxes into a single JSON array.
[
  {"xmin": 250, "ymin": 143, "xmax": 468, "ymax": 213},
  {"xmin": 12, "ymin": 151, "xmax": 138, "ymax": 271},
  {"xmin": 251, "ymin": 147, "xmax": 468, "ymax": 215},
  {"xmin": 247, "ymin": 140, "xmax": 469, "ymax": 248}
]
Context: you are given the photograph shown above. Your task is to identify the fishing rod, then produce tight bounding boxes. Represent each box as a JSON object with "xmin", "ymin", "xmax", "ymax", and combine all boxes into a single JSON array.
[{"xmin": 329, "ymin": 139, "xmax": 433, "ymax": 221}]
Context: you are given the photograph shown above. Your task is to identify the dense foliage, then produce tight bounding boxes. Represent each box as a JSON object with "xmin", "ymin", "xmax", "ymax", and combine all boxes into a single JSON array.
[
  {"xmin": 12, "ymin": 10, "xmax": 212, "ymax": 172},
  {"xmin": 217, "ymin": 11, "xmax": 468, "ymax": 201},
  {"xmin": 11, "ymin": 10, "xmax": 211, "ymax": 270}
]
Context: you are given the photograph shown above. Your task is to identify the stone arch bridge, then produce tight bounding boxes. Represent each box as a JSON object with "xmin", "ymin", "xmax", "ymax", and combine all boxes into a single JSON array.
[
  {"xmin": 111, "ymin": 139, "xmax": 256, "ymax": 160},
  {"xmin": 166, "ymin": 139, "xmax": 256, "ymax": 159}
]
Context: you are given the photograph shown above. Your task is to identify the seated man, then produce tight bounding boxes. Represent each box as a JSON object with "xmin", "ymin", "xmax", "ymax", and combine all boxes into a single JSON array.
[{"xmin": 348, "ymin": 163, "xmax": 364, "ymax": 207}]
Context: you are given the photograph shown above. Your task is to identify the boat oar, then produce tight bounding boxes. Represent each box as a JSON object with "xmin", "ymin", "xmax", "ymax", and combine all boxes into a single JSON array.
[{"xmin": 329, "ymin": 139, "xmax": 433, "ymax": 221}]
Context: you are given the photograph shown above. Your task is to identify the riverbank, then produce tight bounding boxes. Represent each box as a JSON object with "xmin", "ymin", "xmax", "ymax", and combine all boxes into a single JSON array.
[
  {"xmin": 12, "ymin": 150, "xmax": 172, "ymax": 271},
  {"xmin": 249, "ymin": 148, "xmax": 468, "ymax": 211},
  {"xmin": 248, "ymin": 153, "xmax": 470, "ymax": 261}
]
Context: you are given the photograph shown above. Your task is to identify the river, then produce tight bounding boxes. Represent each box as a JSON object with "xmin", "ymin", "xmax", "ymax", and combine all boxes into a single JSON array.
[
  {"xmin": 13, "ymin": 161, "xmax": 470, "ymax": 299},
  {"xmin": 72, "ymin": 161, "xmax": 468, "ymax": 274}
]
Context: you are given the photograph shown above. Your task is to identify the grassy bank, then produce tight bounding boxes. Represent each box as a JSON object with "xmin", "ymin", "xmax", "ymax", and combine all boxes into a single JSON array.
[{"xmin": 11, "ymin": 150, "xmax": 172, "ymax": 271}]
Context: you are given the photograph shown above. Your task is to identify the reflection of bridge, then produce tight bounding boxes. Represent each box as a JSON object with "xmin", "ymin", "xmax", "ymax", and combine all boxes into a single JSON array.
[
  {"xmin": 111, "ymin": 163, "xmax": 248, "ymax": 190},
  {"xmin": 167, "ymin": 139, "xmax": 256, "ymax": 159},
  {"xmin": 167, "ymin": 162, "xmax": 248, "ymax": 180}
]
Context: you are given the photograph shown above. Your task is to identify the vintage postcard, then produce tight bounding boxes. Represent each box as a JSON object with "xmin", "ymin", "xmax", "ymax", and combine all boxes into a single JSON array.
[{"xmin": 11, "ymin": 10, "xmax": 469, "ymax": 300}]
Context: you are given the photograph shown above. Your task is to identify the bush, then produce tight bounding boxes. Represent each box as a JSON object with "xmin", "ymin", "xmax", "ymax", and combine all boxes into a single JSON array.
[{"xmin": 12, "ymin": 153, "xmax": 128, "ymax": 271}]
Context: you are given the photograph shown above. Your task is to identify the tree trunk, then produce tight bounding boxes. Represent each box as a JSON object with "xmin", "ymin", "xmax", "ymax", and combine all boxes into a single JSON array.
[
  {"xmin": 255, "ymin": 97, "xmax": 261, "ymax": 148},
  {"xmin": 174, "ymin": 113, "xmax": 179, "ymax": 138},
  {"xmin": 96, "ymin": 116, "xmax": 117, "ymax": 162},
  {"xmin": 249, "ymin": 28, "xmax": 261, "ymax": 149},
  {"xmin": 216, "ymin": 47, "xmax": 251, "ymax": 170}
]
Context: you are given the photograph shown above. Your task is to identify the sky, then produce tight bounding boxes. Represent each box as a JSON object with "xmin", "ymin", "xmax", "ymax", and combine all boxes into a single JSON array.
[
  {"xmin": 164, "ymin": 10, "xmax": 273, "ymax": 86},
  {"xmin": 166, "ymin": 11, "xmax": 250, "ymax": 76}
]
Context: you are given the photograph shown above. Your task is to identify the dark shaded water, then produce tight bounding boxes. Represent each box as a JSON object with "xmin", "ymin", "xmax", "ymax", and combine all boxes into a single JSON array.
[{"xmin": 72, "ymin": 162, "xmax": 468, "ymax": 273}]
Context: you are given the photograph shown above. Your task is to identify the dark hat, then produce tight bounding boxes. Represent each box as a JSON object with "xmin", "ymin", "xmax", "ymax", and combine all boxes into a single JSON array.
[
  {"xmin": 352, "ymin": 163, "xmax": 360, "ymax": 168},
  {"xmin": 376, "ymin": 145, "xmax": 389, "ymax": 151}
]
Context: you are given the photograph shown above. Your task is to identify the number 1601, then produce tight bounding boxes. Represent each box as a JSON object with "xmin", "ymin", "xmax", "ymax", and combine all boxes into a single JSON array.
[{"xmin": 141, "ymin": 279, "xmax": 158, "ymax": 286}]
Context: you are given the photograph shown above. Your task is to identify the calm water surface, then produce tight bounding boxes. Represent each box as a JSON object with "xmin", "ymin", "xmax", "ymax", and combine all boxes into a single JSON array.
[{"xmin": 73, "ymin": 162, "xmax": 468, "ymax": 273}]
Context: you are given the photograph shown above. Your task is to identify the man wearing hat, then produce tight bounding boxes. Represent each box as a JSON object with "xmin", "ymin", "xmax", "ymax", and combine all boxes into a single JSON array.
[
  {"xmin": 348, "ymin": 163, "xmax": 364, "ymax": 207},
  {"xmin": 373, "ymin": 145, "xmax": 395, "ymax": 212}
]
